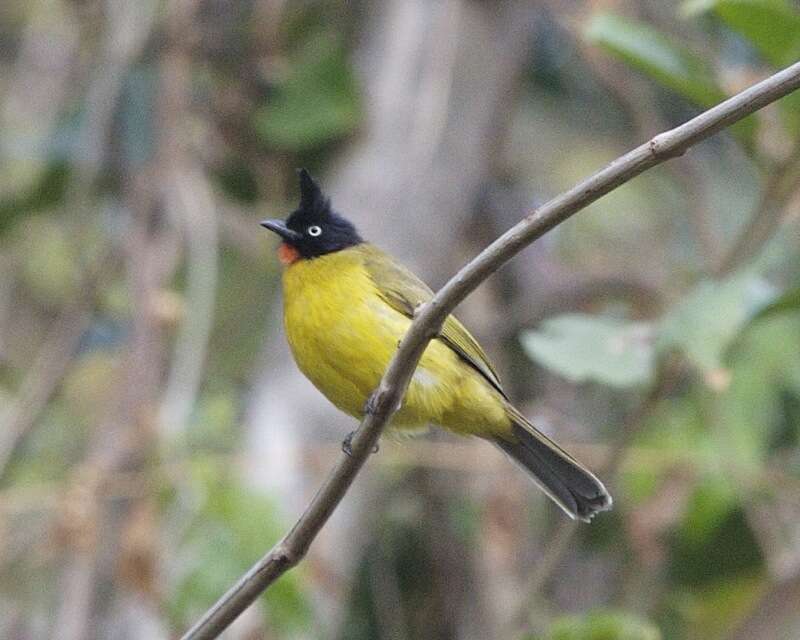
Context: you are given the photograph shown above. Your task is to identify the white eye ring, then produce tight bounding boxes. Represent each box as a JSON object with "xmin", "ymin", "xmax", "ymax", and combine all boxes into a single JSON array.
[{"xmin": 307, "ymin": 225, "xmax": 322, "ymax": 237}]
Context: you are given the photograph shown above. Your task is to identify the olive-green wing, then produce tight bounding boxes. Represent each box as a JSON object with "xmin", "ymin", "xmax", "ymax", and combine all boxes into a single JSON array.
[{"xmin": 361, "ymin": 246, "xmax": 506, "ymax": 398}]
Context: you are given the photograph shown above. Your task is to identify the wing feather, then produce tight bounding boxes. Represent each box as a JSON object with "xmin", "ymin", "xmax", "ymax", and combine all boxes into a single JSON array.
[{"xmin": 361, "ymin": 246, "xmax": 506, "ymax": 398}]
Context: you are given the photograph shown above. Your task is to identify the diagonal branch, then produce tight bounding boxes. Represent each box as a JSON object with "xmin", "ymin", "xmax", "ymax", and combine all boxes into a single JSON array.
[{"xmin": 181, "ymin": 60, "xmax": 800, "ymax": 640}]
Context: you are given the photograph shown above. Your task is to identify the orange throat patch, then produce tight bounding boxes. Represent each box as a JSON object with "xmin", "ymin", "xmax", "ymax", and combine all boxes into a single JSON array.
[{"xmin": 278, "ymin": 243, "xmax": 301, "ymax": 265}]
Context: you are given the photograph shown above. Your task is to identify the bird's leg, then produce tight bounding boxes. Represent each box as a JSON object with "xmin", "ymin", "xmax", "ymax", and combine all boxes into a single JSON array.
[
  {"xmin": 341, "ymin": 392, "xmax": 402, "ymax": 456},
  {"xmin": 341, "ymin": 430, "xmax": 379, "ymax": 457},
  {"xmin": 341, "ymin": 431, "xmax": 355, "ymax": 456}
]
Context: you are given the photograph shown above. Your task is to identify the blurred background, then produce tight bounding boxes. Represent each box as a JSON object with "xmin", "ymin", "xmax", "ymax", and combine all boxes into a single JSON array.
[{"xmin": 1, "ymin": 0, "xmax": 799, "ymax": 638}]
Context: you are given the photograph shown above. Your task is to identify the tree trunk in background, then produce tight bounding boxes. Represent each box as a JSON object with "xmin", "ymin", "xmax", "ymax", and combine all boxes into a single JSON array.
[{"xmin": 244, "ymin": 0, "xmax": 536, "ymax": 635}]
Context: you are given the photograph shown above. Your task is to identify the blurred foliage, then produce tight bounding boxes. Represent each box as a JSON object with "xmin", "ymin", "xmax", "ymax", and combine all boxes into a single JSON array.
[
  {"xmin": 0, "ymin": 1, "xmax": 799, "ymax": 639},
  {"xmin": 521, "ymin": 315, "xmax": 655, "ymax": 388},
  {"xmin": 682, "ymin": 0, "xmax": 800, "ymax": 67},
  {"xmin": 684, "ymin": 0, "xmax": 800, "ymax": 134},
  {"xmin": 169, "ymin": 461, "xmax": 311, "ymax": 635},
  {"xmin": 521, "ymin": 274, "xmax": 779, "ymax": 388},
  {"xmin": 0, "ymin": 162, "xmax": 70, "ymax": 236},
  {"xmin": 542, "ymin": 610, "xmax": 661, "ymax": 640},
  {"xmin": 584, "ymin": 13, "xmax": 726, "ymax": 108},
  {"xmin": 656, "ymin": 274, "xmax": 776, "ymax": 372},
  {"xmin": 751, "ymin": 285, "xmax": 800, "ymax": 320},
  {"xmin": 254, "ymin": 31, "xmax": 361, "ymax": 152},
  {"xmin": 585, "ymin": 0, "xmax": 800, "ymax": 146},
  {"xmin": 518, "ymin": 3, "xmax": 800, "ymax": 639}
]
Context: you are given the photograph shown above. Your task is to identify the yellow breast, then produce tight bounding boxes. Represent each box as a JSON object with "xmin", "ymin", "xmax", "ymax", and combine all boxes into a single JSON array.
[{"xmin": 281, "ymin": 245, "xmax": 509, "ymax": 436}]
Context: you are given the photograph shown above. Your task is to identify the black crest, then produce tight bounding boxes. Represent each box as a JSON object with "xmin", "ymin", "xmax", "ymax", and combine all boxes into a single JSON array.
[
  {"xmin": 281, "ymin": 169, "xmax": 363, "ymax": 258},
  {"xmin": 298, "ymin": 168, "xmax": 328, "ymax": 216}
]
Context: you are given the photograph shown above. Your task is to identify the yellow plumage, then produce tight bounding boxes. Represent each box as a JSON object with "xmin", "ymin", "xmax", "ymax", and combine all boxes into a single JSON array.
[{"xmin": 282, "ymin": 244, "xmax": 510, "ymax": 437}]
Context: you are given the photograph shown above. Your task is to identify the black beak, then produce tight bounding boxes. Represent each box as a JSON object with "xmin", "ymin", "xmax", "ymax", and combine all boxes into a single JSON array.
[{"xmin": 260, "ymin": 219, "xmax": 302, "ymax": 243}]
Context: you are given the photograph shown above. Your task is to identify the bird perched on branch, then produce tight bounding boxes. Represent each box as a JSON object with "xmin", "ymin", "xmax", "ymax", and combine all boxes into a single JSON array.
[{"xmin": 261, "ymin": 170, "xmax": 612, "ymax": 521}]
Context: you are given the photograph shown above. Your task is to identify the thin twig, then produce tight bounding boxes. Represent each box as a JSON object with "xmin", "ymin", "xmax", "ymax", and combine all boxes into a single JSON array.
[{"xmin": 180, "ymin": 61, "xmax": 800, "ymax": 640}]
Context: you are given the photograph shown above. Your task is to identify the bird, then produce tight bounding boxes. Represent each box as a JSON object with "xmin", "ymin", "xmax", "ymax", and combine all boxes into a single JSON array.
[{"xmin": 260, "ymin": 169, "xmax": 612, "ymax": 521}]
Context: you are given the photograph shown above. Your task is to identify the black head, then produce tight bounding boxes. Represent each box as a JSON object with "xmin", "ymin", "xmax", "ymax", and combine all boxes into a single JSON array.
[{"xmin": 260, "ymin": 169, "xmax": 363, "ymax": 260}]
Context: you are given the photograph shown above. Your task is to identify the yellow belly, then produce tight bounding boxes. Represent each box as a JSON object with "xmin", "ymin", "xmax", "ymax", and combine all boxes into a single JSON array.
[{"xmin": 282, "ymin": 248, "xmax": 510, "ymax": 437}]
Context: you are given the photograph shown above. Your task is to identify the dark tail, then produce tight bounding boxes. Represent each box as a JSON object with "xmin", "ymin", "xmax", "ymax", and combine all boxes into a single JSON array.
[{"xmin": 494, "ymin": 407, "xmax": 612, "ymax": 522}]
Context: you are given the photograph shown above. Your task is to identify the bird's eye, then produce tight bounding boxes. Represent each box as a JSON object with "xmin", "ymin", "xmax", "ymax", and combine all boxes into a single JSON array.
[{"xmin": 307, "ymin": 225, "xmax": 322, "ymax": 237}]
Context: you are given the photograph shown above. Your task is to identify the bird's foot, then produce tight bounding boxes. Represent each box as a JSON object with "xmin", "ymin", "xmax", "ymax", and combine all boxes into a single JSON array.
[
  {"xmin": 341, "ymin": 430, "xmax": 379, "ymax": 457},
  {"xmin": 363, "ymin": 392, "xmax": 401, "ymax": 416},
  {"xmin": 363, "ymin": 393, "xmax": 380, "ymax": 416},
  {"xmin": 341, "ymin": 431, "xmax": 354, "ymax": 456}
]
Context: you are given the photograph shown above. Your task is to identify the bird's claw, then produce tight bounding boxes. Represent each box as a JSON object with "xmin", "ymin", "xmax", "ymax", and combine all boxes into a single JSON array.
[
  {"xmin": 363, "ymin": 393, "xmax": 380, "ymax": 416},
  {"xmin": 341, "ymin": 431, "xmax": 354, "ymax": 456},
  {"xmin": 363, "ymin": 393, "xmax": 401, "ymax": 416},
  {"xmin": 341, "ymin": 430, "xmax": 379, "ymax": 456}
]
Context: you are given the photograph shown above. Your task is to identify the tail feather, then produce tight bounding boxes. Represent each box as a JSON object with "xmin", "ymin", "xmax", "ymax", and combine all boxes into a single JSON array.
[{"xmin": 494, "ymin": 408, "xmax": 612, "ymax": 522}]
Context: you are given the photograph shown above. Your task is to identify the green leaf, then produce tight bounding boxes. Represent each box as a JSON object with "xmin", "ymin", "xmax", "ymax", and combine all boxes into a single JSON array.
[
  {"xmin": 521, "ymin": 315, "xmax": 655, "ymax": 388},
  {"xmin": 547, "ymin": 610, "xmax": 661, "ymax": 640},
  {"xmin": 633, "ymin": 393, "xmax": 725, "ymax": 470},
  {"xmin": 686, "ymin": 0, "xmax": 800, "ymax": 67},
  {"xmin": 719, "ymin": 314, "xmax": 800, "ymax": 464},
  {"xmin": 15, "ymin": 217, "xmax": 82, "ymax": 307},
  {"xmin": 684, "ymin": 0, "xmax": 800, "ymax": 133},
  {"xmin": 656, "ymin": 274, "xmax": 777, "ymax": 372},
  {"xmin": 681, "ymin": 477, "xmax": 738, "ymax": 546},
  {"xmin": 584, "ymin": 13, "xmax": 726, "ymax": 107},
  {"xmin": 679, "ymin": 573, "xmax": 765, "ymax": 638},
  {"xmin": 0, "ymin": 161, "xmax": 70, "ymax": 235},
  {"xmin": 170, "ymin": 466, "xmax": 311, "ymax": 634},
  {"xmin": 748, "ymin": 286, "xmax": 800, "ymax": 322},
  {"xmin": 670, "ymin": 506, "xmax": 763, "ymax": 586},
  {"xmin": 254, "ymin": 32, "xmax": 360, "ymax": 151}
]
